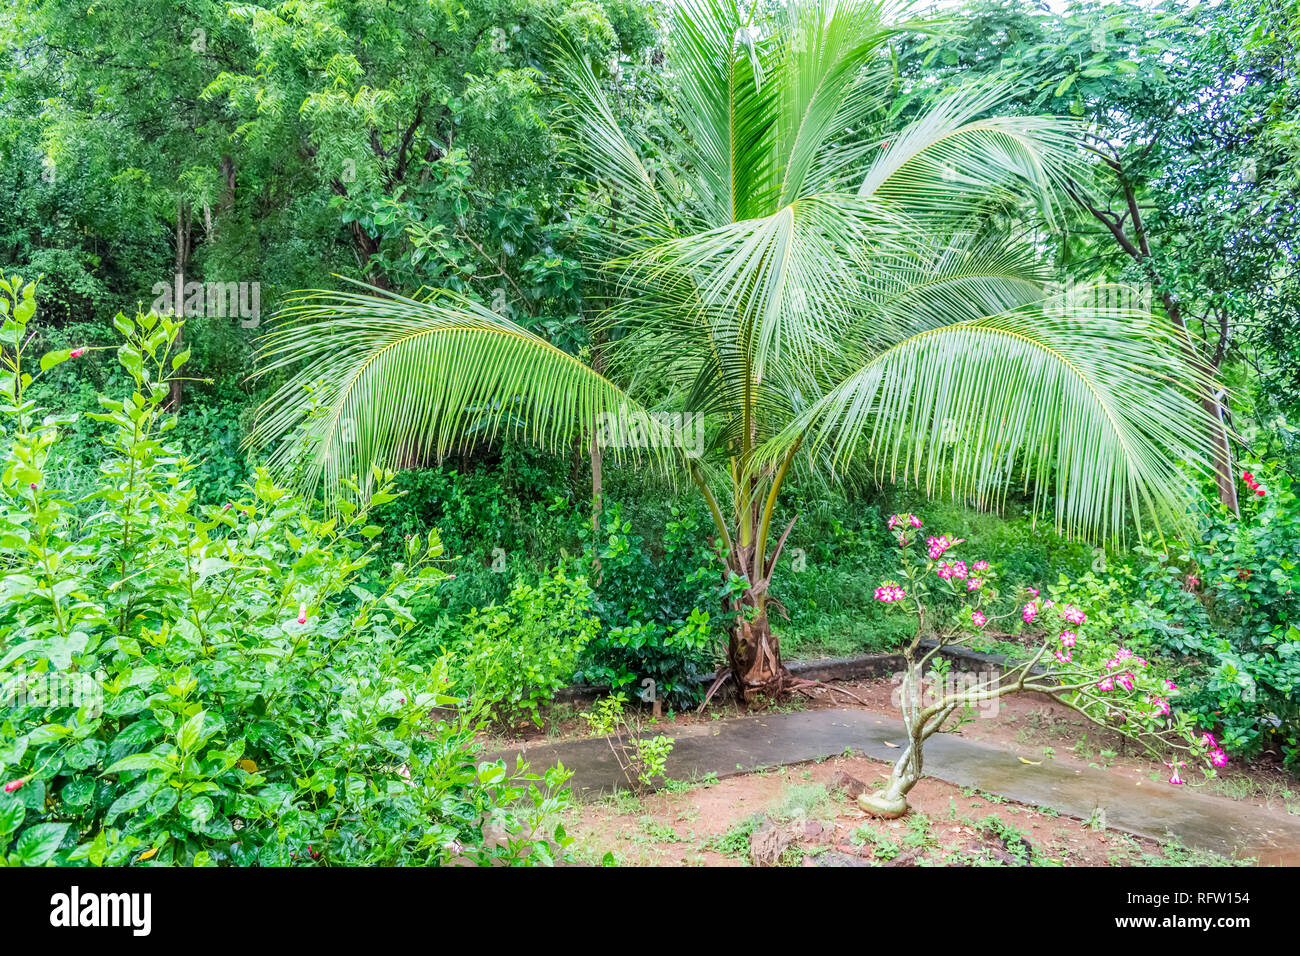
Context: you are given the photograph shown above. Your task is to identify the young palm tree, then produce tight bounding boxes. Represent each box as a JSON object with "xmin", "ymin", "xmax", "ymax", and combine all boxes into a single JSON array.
[{"xmin": 249, "ymin": 0, "xmax": 1209, "ymax": 701}]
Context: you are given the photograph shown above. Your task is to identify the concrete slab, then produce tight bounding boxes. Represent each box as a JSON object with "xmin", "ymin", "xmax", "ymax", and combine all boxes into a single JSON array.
[{"xmin": 487, "ymin": 708, "xmax": 1300, "ymax": 865}]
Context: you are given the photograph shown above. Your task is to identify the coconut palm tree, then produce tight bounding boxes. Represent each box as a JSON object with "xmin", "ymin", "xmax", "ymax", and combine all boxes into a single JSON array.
[{"xmin": 249, "ymin": 0, "xmax": 1209, "ymax": 701}]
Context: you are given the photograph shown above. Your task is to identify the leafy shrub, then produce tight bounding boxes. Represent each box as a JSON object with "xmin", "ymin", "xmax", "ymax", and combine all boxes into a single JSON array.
[
  {"xmin": 451, "ymin": 569, "xmax": 600, "ymax": 728},
  {"xmin": 1113, "ymin": 469, "xmax": 1300, "ymax": 770},
  {"xmin": 0, "ymin": 281, "xmax": 571, "ymax": 866},
  {"xmin": 576, "ymin": 502, "xmax": 722, "ymax": 708}
]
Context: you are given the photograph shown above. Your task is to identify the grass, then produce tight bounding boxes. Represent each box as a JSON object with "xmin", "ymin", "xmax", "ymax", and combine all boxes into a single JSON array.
[
  {"xmin": 773, "ymin": 783, "xmax": 836, "ymax": 822},
  {"xmin": 704, "ymin": 814, "xmax": 764, "ymax": 860}
]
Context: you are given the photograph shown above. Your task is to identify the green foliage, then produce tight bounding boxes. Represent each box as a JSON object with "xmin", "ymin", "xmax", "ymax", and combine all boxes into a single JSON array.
[
  {"xmin": 451, "ymin": 569, "xmax": 600, "ymax": 728},
  {"xmin": 576, "ymin": 501, "xmax": 722, "ymax": 707},
  {"xmin": 1114, "ymin": 470, "xmax": 1300, "ymax": 770},
  {"xmin": 0, "ymin": 282, "xmax": 571, "ymax": 866},
  {"xmin": 580, "ymin": 692, "xmax": 674, "ymax": 790}
]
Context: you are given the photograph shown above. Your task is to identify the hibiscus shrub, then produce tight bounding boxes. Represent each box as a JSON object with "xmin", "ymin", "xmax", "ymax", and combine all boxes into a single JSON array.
[
  {"xmin": 1119, "ymin": 468, "xmax": 1300, "ymax": 771},
  {"xmin": 0, "ymin": 278, "xmax": 572, "ymax": 866}
]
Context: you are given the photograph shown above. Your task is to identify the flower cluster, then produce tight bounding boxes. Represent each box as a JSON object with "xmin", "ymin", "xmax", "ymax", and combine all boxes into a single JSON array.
[
  {"xmin": 1202, "ymin": 733, "xmax": 1229, "ymax": 768},
  {"xmin": 888, "ymin": 513, "xmax": 923, "ymax": 531},
  {"xmin": 888, "ymin": 513, "xmax": 923, "ymax": 545},
  {"xmin": 926, "ymin": 534, "xmax": 964, "ymax": 560},
  {"xmin": 874, "ymin": 583, "xmax": 906, "ymax": 603},
  {"xmin": 936, "ymin": 560, "xmax": 968, "ymax": 581},
  {"xmin": 1241, "ymin": 469, "xmax": 1266, "ymax": 498}
]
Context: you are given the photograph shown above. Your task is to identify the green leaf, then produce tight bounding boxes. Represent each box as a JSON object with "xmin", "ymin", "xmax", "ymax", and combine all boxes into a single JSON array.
[
  {"xmin": 104, "ymin": 752, "xmax": 173, "ymax": 775},
  {"xmin": 16, "ymin": 822, "xmax": 69, "ymax": 865},
  {"xmin": 39, "ymin": 349, "xmax": 72, "ymax": 372},
  {"xmin": 0, "ymin": 797, "xmax": 25, "ymax": 837},
  {"xmin": 177, "ymin": 710, "xmax": 208, "ymax": 752}
]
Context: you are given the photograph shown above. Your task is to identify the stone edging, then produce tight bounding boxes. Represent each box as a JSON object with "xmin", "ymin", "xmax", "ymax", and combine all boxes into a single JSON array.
[{"xmin": 555, "ymin": 643, "xmax": 1050, "ymax": 705}]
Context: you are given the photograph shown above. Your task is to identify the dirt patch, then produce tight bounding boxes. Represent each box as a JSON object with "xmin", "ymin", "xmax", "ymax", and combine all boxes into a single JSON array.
[{"xmin": 564, "ymin": 753, "xmax": 1234, "ymax": 867}]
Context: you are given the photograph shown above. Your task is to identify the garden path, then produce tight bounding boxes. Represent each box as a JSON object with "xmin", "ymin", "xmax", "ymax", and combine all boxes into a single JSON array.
[{"xmin": 486, "ymin": 708, "xmax": 1300, "ymax": 864}]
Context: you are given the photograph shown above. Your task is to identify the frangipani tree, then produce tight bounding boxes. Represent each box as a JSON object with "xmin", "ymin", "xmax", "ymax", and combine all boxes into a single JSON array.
[{"xmin": 249, "ymin": 0, "xmax": 1209, "ymax": 700}]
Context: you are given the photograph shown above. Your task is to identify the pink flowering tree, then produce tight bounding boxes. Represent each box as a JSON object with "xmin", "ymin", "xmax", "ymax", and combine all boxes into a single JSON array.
[{"xmin": 862, "ymin": 513, "xmax": 1226, "ymax": 817}]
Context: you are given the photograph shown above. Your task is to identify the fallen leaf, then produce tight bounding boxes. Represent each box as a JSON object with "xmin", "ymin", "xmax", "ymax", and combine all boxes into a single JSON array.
[
  {"xmin": 138, "ymin": 847, "xmax": 158, "ymax": 861},
  {"xmin": 1018, "ymin": 757, "xmax": 1042, "ymax": 765},
  {"xmin": 883, "ymin": 741, "xmax": 900, "ymax": 748}
]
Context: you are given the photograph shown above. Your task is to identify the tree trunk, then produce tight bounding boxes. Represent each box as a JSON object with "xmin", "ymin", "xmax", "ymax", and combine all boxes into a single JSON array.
[
  {"xmin": 170, "ymin": 201, "xmax": 189, "ymax": 410},
  {"xmin": 1202, "ymin": 389, "xmax": 1238, "ymax": 512},
  {"xmin": 723, "ymin": 590, "xmax": 790, "ymax": 702}
]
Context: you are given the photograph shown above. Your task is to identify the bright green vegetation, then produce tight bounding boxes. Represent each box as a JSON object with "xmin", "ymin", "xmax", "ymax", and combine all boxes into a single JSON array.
[{"xmin": 1, "ymin": 0, "xmax": 1298, "ymax": 867}]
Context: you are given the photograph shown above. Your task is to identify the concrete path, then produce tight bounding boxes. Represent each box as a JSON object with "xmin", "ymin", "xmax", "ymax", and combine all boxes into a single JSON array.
[{"xmin": 487, "ymin": 708, "xmax": 1300, "ymax": 865}]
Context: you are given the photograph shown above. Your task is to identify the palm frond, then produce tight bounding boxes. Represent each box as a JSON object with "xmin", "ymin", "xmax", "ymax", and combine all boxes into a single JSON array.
[
  {"xmin": 771, "ymin": 292, "xmax": 1211, "ymax": 540},
  {"xmin": 247, "ymin": 284, "xmax": 659, "ymax": 501}
]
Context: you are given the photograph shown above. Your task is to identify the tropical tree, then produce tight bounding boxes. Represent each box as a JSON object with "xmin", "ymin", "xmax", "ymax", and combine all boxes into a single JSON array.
[
  {"xmin": 898, "ymin": 0, "xmax": 1300, "ymax": 503},
  {"xmin": 249, "ymin": 0, "xmax": 1209, "ymax": 701}
]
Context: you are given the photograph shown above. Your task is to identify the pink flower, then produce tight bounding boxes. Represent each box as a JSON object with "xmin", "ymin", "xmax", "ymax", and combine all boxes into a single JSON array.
[
  {"xmin": 874, "ymin": 584, "xmax": 906, "ymax": 603},
  {"xmin": 966, "ymin": 578, "xmax": 982, "ymax": 591},
  {"xmin": 1062, "ymin": 605, "xmax": 1086, "ymax": 626},
  {"xmin": 950, "ymin": 561, "xmax": 968, "ymax": 580},
  {"xmin": 1116, "ymin": 648, "xmax": 1133, "ymax": 660},
  {"xmin": 1059, "ymin": 631, "xmax": 1076, "ymax": 648},
  {"xmin": 970, "ymin": 611, "xmax": 987, "ymax": 628},
  {"xmin": 296, "ymin": 602, "xmax": 307, "ymax": 625},
  {"xmin": 889, "ymin": 513, "xmax": 922, "ymax": 532},
  {"xmin": 1147, "ymin": 696, "xmax": 1170, "ymax": 718},
  {"xmin": 1256, "ymin": 487, "xmax": 1266, "ymax": 497},
  {"xmin": 3, "ymin": 779, "xmax": 25, "ymax": 793},
  {"xmin": 1210, "ymin": 749, "xmax": 1228, "ymax": 767},
  {"xmin": 926, "ymin": 535, "xmax": 964, "ymax": 560},
  {"xmin": 1200, "ymin": 732, "xmax": 1217, "ymax": 749},
  {"xmin": 1117, "ymin": 673, "xmax": 1135, "ymax": 691},
  {"xmin": 1053, "ymin": 648, "xmax": 1072, "ymax": 664},
  {"xmin": 1026, "ymin": 586, "xmax": 1039, "ymax": 598},
  {"xmin": 69, "ymin": 347, "xmax": 86, "ymax": 358},
  {"xmin": 973, "ymin": 560, "xmax": 989, "ymax": 572},
  {"xmin": 1022, "ymin": 602, "xmax": 1038, "ymax": 624},
  {"xmin": 1164, "ymin": 679, "xmax": 1178, "ymax": 691},
  {"xmin": 1166, "ymin": 761, "xmax": 1185, "ymax": 785},
  {"xmin": 1097, "ymin": 676, "xmax": 1115, "ymax": 692}
]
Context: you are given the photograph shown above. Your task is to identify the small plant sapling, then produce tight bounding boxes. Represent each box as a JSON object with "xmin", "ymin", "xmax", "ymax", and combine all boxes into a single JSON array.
[{"xmin": 581, "ymin": 692, "xmax": 674, "ymax": 792}]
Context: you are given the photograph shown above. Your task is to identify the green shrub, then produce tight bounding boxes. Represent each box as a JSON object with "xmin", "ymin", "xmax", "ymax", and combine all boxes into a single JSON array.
[
  {"xmin": 580, "ymin": 692, "xmax": 674, "ymax": 790},
  {"xmin": 0, "ymin": 280, "xmax": 572, "ymax": 866},
  {"xmin": 576, "ymin": 502, "xmax": 722, "ymax": 707},
  {"xmin": 452, "ymin": 569, "xmax": 600, "ymax": 728},
  {"xmin": 1112, "ymin": 469, "xmax": 1300, "ymax": 771}
]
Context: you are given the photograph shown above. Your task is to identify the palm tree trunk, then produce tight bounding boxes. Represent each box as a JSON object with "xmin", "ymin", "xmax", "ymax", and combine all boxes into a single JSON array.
[
  {"xmin": 725, "ymin": 603, "xmax": 789, "ymax": 701},
  {"xmin": 721, "ymin": 545, "xmax": 791, "ymax": 701}
]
